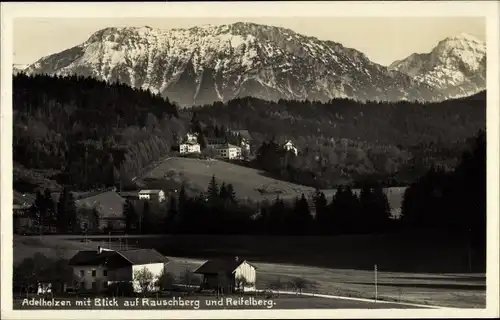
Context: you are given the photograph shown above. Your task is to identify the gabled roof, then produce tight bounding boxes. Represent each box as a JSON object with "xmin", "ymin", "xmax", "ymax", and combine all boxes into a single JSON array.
[
  {"xmin": 68, "ymin": 248, "xmax": 169, "ymax": 267},
  {"xmin": 194, "ymin": 259, "xmax": 256, "ymax": 275},
  {"xmin": 118, "ymin": 249, "xmax": 170, "ymax": 265},
  {"xmin": 139, "ymin": 189, "xmax": 163, "ymax": 194},
  {"xmin": 68, "ymin": 250, "xmax": 119, "ymax": 267},
  {"xmin": 216, "ymin": 143, "xmax": 241, "ymax": 150},
  {"xmin": 232, "ymin": 130, "xmax": 252, "ymax": 141},
  {"xmin": 75, "ymin": 191, "xmax": 125, "ymax": 218}
]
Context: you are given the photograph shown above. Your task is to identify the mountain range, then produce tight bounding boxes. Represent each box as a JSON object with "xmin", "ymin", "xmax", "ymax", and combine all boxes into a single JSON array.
[{"xmin": 18, "ymin": 22, "xmax": 486, "ymax": 106}]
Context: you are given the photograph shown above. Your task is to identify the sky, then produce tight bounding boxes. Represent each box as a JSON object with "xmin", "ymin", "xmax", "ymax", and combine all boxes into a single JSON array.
[{"xmin": 13, "ymin": 17, "xmax": 485, "ymax": 66}]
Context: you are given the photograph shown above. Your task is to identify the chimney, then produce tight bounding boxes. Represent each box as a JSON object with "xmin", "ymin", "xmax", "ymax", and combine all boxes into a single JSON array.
[{"xmin": 235, "ymin": 256, "xmax": 239, "ymax": 262}]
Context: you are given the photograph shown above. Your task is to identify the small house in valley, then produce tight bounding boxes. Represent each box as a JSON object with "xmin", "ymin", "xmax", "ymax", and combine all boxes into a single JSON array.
[
  {"xmin": 74, "ymin": 190, "xmax": 127, "ymax": 232},
  {"xmin": 194, "ymin": 257, "xmax": 257, "ymax": 293},
  {"xmin": 68, "ymin": 246, "xmax": 169, "ymax": 293},
  {"xmin": 138, "ymin": 189, "xmax": 166, "ymax": 203},
  {"xmin": 282, "ymin": 140, "xmax": 298, "ymax": 156}
]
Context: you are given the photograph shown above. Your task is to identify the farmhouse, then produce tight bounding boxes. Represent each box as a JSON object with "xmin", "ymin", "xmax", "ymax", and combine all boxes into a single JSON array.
[
  {"xmin": 282, "ymin": 140, "xmax": 298, "ymax": 156},
  {"xmin": 74, "ymin": 190, "xmax": 127, "ymax": 232},
  {"xmin": 213, "ymin": 143, "xmax": 242, "ymax": 160},
  {"xmin": 194, "ymin": 257, "xmax": 257, "ymax": 293},
  {"xmin": 68, "ymin": 246, "xmax": 169, "ymax": 293},
  {"xmin": 179, "ymin": 141, "xmax": 201, "ymax": 154},
  {"xmin": 138, "ymin": 189, "xmax": 166, "ymax": 203}
]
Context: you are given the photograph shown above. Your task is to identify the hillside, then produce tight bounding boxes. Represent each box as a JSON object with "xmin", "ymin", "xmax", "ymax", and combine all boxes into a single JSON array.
[
  {"xmin": 188, "ymin": 92, "xmax": 486, "ymax": 188},
  {"xmin": 23, "ymin": 22, "xmax": 450, "ymax": 105},
  {"xmin": 12, "ymin": 74, "xmax": 485, "ymax": 193},
  {"xmin": 139, "ymin": 157, "xmax": 406, "ymax": 214}
]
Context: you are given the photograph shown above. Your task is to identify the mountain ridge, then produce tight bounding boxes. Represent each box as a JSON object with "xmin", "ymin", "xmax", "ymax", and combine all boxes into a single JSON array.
[
  {"xmin": 22, "ymin": 22, "xmax": 484, "ymax": 106},
  {"xmin": 389, "ymin": 33, "xmax": 486, "ymax": 99}
]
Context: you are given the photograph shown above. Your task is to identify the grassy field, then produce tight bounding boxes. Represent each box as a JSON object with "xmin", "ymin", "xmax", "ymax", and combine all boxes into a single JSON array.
[
  {"xmin": 13, "ymin": 233, "xmax": 485, "ymax": 309},
  {"xmin": 140, "ymin": 157, "xmax": 406, "ymax": 214}
]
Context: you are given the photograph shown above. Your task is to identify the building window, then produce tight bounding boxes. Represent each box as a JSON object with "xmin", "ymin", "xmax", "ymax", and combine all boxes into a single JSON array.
[
  {"xmin": 79, "ymin": 270, "xmax": 84, "ymax": 277},
  {"xmin": 103, "ymin": 281, "xmax": 108, "ymax": 289},
  {"xmin": 92, "ymin": 269, "xmax": 96, "ymax": 277},
  {"xmin": 103, "ymin": 269, "xmax": 108, "ymax": 277},
  {"xmin": 80, "ymin": 282, "xmax": 85, "ymax": 290}
]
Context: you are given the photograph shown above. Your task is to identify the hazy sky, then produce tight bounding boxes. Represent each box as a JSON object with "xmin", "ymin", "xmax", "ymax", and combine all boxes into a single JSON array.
[{"xmin": 13, "ymin": 17, "xmax": 485, "ymax": 66}]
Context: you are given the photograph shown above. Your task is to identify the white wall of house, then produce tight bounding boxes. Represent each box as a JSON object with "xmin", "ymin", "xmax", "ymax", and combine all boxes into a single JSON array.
[
  {"xmin": 72, "ymin": 265, "xmax": 109, "ymax": 291},
  {"xmin": 138, "ymin": 190, "xmax": 166, "ymax": 202},
  {"xmin": 180, "ymin": 143, "xmax": 201, "ymax": 154},
  {"xmin": 215, "ymin": 146, "xmax": 242, "ymax": 160},
  {"xmin": 131, "ymin": 263, "xmax": 165, "ymax": 293},
  {"xmin": 283, "ymin": 142, "xmax": 298, "ymax": 155},
  {"xmin": 233, "ymin": 261, "xmax": 256, "ymax": 291}
]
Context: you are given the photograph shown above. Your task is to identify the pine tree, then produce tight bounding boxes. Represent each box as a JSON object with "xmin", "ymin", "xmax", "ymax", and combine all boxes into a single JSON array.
[
  {"xmin": 141, "ymin": 201, "xmax": 151, "ymax": 234},
  {"xmin": 43, "ymin": 189, "xmax": 56, "ymax": 232},
  {"xmin": 371, "ymin": 186, "xmax": 391, "ymax": 231},
  {"xmin": 219, "ymin": 182, "xmax": 228, "ymax": 201},
  {"xmin": 123, "ymin": 199, "xmax": 137, "ymax": 233},
  {"xmin": 178, "ymin": 184, "xmax": 187, "ymax": 215},
  {"xmin": 313, "ymin": 190, "xmax": 328, "ymax": 234},
  {"xmin": 226, "ymin": 184, "xmax": 236, "ymax": 203},
  {"xmin": 207, "ymin": 175, "xmax": 219, "ymax": 205},
  {"xmin": 166, "ymin": 196, "xmax": 178, "ymax": 234}
]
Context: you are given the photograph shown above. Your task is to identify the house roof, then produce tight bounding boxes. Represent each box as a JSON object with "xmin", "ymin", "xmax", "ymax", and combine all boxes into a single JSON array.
[
  {"xmin": 118, "ymin": 249, "xmax": 170, "ymax": 265},
  {"xmin": 194, "ymin": 258, "xmax": 255, "ymax": 275},
  {"xmin": 75, "ymin": 191, "xmax": 125, "ymax": 218},
  {"xmin": 180, "ymin": 141, "xmax": 199, "ymax": 146},
  {"xmin": 68, "ymin": 248, "xmax": 169, "ymax": 267},
  {"xmin": 216, "ymin": 143, "xmax": 241, "ymax": 150},
  {"xmin": 68, "ymin": 250, "xmax": 119, "ymax": 267},
  {"xmin": 139, "ymin": 189, "xmax": 163, "ymax": 194},
  {"xmin": 232, "ymin": 130, "xmax": 252, "ymax": 141},
  {"xmin": 13, "ymin": 191, "xmax": 36, "ymax": 207}
]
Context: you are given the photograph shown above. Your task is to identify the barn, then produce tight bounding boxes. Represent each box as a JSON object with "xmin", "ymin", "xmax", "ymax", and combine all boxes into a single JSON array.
[{"xmin": 194, "ymin": 257, "xmax": 257, "ymax": 293}]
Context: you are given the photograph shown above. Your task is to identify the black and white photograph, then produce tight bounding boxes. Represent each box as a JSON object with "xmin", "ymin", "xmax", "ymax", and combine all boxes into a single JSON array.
[{"xmin": 1, "ymin": 1, "xmax": 499, "ymax": 319}]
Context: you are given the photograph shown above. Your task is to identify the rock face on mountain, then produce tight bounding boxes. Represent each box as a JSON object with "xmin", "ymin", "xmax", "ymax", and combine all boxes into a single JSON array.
[
  {"xmin": 389, "ymin": 33, "xmax": 486, "ymax": 99},
  {"xmin": 23, "ymin": 23, "xmax": 484, "ymax": 106}
]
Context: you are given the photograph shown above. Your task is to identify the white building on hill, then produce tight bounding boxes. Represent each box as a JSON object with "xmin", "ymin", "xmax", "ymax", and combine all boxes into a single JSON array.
[
  {"xmin": 186, "ymin": 132, "xmax": 199, "ymax": 144},
  {"xmin": 179, "ymin": 141, "xmax": 201, "ymax": 154},
  {"xmin": 214, "ymin": 143, "xmax": 242, "ymax": 160},
  {"xmin": 138, "ymin": 189, "xmax": 166, "ymax": 202},
  {"xmin": 283, "ymin": 140, "xmax": 298, "ymax": 156}
]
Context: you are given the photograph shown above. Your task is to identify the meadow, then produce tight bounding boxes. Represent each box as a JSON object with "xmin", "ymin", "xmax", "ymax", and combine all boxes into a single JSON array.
[
  {"xmin": 141, "ymin": 157, "xmax": 406, "ymax": 215},
  {"xmin": 13, "ymin": 231, "xmax": 485, "ymax": 309}
]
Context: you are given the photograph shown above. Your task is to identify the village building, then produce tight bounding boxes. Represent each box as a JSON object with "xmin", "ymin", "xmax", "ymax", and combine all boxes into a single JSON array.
[
  {"xmin": 213, "ymin": 143, "xmax": 242, "ymax": 160},
  {"xmin": 282, "ymin": 140, "xmax": 298, "ymax": 156},
  {"xmin": 194, "ymin": 257, "xmax": 257, "ymax": 293},
  {"xmin": 185, "ymin": 132, "xmax": 199, "ymax": 144},
  {"xmin": 74, "ymin": 190, "xmax": 127, "ymax": 232},
  {"xmin": 138, "ymin": 189, "xmax": 166, "ymax": 203},
  {"xmin": 231, "ymin": 130, "xmax": 252, "ymax": 153},
  {"xmin": 179, "ymin": 141, "xmax": 201, "ymax": 154},
  {"xmin": 206, "ymin": 137, "xmax": 227, "ymax": 148},
  {"xmin": 68, "ymin": 246, "xmax": 169, "ymax": 293}
]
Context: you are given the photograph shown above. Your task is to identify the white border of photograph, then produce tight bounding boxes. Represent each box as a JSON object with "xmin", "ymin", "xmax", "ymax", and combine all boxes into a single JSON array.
[{"xmin": 1, "ymin": 1, "xmax": 499, "ymax": 319}]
